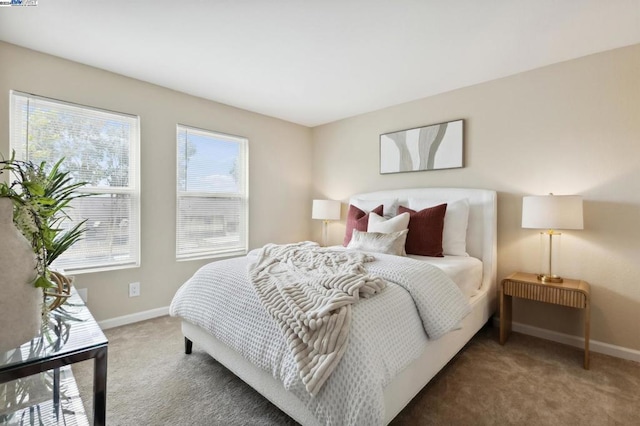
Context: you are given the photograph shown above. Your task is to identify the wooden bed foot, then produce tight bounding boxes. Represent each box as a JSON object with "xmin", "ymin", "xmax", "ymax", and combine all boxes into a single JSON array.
[{"xmin": 185, "ymin": 337, "xmax": 193, "ymax": 354}]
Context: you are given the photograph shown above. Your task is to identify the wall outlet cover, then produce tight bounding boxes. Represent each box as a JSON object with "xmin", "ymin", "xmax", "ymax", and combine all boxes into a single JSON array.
[{"xmin": 128, "ymin": 282, "xmax": 141, "ymax": 297}]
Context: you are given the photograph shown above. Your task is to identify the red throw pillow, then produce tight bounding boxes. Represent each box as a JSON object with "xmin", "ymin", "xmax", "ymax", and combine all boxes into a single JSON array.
[
  {"xmin": 398, "ymin": 204, "xmax": 447, "ymax": 257},
  {"xmin": 343, "ymin": 204, "xmax": 384, "ymax": 246}
]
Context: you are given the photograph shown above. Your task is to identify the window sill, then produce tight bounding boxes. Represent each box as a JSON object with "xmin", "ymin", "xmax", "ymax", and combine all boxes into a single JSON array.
[{"xmin": 176, "ymin": 249, "xmax": 247, "ymax": 262}]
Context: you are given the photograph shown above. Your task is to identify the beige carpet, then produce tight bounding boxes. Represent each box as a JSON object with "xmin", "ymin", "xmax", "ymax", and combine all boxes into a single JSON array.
[{"xmin": 73, "ymin": 316, "xmax": 640, "ymax": 425}]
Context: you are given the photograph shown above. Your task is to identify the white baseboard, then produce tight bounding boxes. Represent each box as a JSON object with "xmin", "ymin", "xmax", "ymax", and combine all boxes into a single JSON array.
[
  {"xmin": 99, "ymin": 306, "xmax": 170, "ymax": 330},
  {"xmin": 492, "ymin": 316, "xmax": 640, "ymax": 363}
]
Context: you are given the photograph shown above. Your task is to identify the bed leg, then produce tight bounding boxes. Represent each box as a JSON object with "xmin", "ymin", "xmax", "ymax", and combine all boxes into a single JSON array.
[{"xmin": 185, "ymin": 337, "xmax": 193, "ymax": 354}]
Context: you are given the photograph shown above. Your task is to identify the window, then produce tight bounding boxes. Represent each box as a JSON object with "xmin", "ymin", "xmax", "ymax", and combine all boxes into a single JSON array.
[
  {"xmin": 176, "ymin": 125, "xmax": 248, "ymax": 260},
  {"xmin": 10, "ymin": 91, "xmax": 140, "ymax": 273}
]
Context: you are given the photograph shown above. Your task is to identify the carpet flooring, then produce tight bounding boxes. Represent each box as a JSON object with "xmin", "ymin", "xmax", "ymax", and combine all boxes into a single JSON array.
[{"xmin": 73, "ymin": 316, "xmax": 640, "ymax": 425}]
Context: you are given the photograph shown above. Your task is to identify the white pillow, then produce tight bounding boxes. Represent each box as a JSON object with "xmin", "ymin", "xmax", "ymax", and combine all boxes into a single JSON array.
[
  {"xmin": 347, "ymin": 229, "xmax": 408, "ymax": 256},
  {"xmin": 351, "ymin": 198, "xmax": 399, "ymax": 218},
  {"xmin": 408, "ymin": 198, "xmax": 470, "ymax": 256},
  {"xmin": 367, "ymin": 212, "xmax": 410, "ymax": 233}
]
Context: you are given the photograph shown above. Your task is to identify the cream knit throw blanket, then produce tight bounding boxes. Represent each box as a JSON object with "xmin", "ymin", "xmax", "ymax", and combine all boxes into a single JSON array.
[{"xmin": 249, "ymin": 241, "xmax": 386, "ymax": 396}]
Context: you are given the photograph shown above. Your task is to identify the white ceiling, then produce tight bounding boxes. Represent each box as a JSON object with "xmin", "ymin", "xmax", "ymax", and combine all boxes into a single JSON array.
[{"xmin": 1, "ymin": 1, "xmax": 639, "ymax": 127}]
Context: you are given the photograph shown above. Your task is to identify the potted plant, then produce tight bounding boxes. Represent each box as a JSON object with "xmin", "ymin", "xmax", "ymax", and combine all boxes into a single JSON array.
[{"xmin": 0, "ymin": 151, "xmax": 89, "ymax": 311}]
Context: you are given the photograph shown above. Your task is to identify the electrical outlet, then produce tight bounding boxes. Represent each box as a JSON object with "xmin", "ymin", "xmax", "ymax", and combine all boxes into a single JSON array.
[{"xmin": 128, "ymin": 282, "xmax": 140, "ymax": 297}]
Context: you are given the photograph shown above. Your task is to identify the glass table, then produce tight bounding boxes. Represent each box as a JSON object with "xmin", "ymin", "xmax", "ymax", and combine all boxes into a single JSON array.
[{"xmin": 0, "ymin": 289, "xmax": 108, "ymax": 425}]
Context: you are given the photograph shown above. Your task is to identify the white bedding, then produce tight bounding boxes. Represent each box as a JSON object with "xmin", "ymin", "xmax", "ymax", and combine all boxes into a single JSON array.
[
  {"xmin": 170, "ymin": 250, "xmax": 471, "ymax": 425},
  {"xmin": 249, "ymin": 242, "xmax": 386, "ymax": 395},
  {"xmin": 325, "ymin": 246, "xmax": 484, "ymax": 299},
  {"xmin": 407, "ymin": 255, "xmax": 483, "ymax": 298}
]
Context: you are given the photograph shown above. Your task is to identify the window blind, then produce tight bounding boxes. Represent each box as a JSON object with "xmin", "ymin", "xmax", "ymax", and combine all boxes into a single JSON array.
[
  {"xmin": 10, "ymin": 91, "xmax": 140, "ymax": 273},
  {"xmin": 176, "ymin": 125, "xmax": 248, "ymax": 260}
]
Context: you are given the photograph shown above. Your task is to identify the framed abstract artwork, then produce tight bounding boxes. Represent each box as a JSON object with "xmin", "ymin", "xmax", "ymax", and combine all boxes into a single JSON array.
[{"xmin": 380, "ymin": 119, "xmax": 464, "ymax": 174}]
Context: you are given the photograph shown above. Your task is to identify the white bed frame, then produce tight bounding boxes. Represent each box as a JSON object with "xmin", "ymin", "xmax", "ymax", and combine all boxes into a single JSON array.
[{"xmin": 181, "ymin": 187, "xmax": 497, "ymax": 425}]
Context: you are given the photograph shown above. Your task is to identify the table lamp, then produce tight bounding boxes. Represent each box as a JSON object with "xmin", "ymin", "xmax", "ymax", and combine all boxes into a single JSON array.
[
  {"xmin": 312, "ymin": 199, "xmax": 341, "ymax": 246},
  {"xmin": 522, "ymin": 194, "xmax": 583, "ymax": 283}
]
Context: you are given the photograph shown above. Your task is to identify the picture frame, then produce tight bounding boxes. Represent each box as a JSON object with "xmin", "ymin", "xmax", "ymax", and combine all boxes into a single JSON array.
[{"xmin": 379, "ymin": 119, "xmax": 464, "ymax": 174}]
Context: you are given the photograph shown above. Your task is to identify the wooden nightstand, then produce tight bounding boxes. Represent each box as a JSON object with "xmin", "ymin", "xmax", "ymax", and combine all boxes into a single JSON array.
[{"xmin": 499, "ymin": 272, "xmax": 591, "ymax": 369}]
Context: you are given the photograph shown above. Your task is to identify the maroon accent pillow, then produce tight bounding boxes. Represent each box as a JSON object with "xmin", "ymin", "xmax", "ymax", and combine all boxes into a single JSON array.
[
  {"xmin": 398, "ymin": 204, "xmax": 447, "ymax": 257},
  {"xmin": 343, "ymin": 204, "xmax": 384, "ymax": 246}
]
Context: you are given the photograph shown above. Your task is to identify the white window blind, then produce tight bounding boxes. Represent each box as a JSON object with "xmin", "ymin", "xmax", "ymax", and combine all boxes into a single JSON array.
[
  {"xmin": 10, "ymin": 91, "xmax": 140, "ymax": 273},
  {"xmin": 176, "ymin": 125, "xmax": 248, "ymax": 260}
]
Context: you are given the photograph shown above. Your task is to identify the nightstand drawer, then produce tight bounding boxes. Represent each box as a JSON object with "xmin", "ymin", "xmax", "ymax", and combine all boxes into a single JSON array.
[{"xmin": 502, "ymin": 279, "xmax": 587, "ymax": 308}]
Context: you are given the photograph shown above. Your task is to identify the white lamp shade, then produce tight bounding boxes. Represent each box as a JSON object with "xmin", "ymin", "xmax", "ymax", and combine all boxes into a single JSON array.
[
  {"xmin": 312, "ymin": 199, "xmax": 341, "ymax": 220},
  {"xmin": 522, "ymin": 195, "xmax": 584, "ymax": 230}
]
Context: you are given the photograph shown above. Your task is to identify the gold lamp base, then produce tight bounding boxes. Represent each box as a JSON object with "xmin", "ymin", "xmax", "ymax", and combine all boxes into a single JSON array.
[{"xmin": 537, "ymin": 274, "xmax": 563, "ymax": 284}]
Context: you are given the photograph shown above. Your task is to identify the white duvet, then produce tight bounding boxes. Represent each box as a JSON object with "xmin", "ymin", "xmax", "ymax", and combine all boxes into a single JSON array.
[{"xmin": 170, "ymin": 249, "xmax": 471, "ymax": 425}]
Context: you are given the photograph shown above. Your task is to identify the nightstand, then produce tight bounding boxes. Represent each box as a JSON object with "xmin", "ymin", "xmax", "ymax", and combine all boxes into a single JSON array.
[{"xmin": 499, "ymin": 272, "xmax": 591, "ymax": 369}]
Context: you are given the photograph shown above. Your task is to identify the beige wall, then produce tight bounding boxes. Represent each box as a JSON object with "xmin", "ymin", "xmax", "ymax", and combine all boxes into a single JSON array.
[
  {"xmin": 311, "ymin": 44, "xmax": 640, "ymax": 351},
  {"xmin": 2, "ymin": 40, "xmax": 639, "ymax": 352},
  {"xmin": 0, "ymin": 42, "xmax": 313, "ymax": 321}
]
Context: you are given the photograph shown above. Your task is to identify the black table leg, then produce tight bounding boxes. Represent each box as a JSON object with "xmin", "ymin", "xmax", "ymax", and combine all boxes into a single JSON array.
[
  {"xmin": 185, "ymin": 337, "xmax": 193, "ymax": 354},
  {"xmin": 93, "ymin": 347, "xmax": 108, "ymax": 426},
  {"xmin": 53, "ymin": 367, "xmax": 60, "ymax": 421}
]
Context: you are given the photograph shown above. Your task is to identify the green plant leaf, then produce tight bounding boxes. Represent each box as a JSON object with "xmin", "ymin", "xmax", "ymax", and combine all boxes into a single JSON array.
[
  {"xmin": 34, "ymin": 275, "xmax": 55, "ymax": 289},
  {"xmin": 23, "ymin": 181, "xmax": 45, "ymax": 196},
  {"xmin": 1, "ymin": 153, "xmax": 91, "ymax": 291}
]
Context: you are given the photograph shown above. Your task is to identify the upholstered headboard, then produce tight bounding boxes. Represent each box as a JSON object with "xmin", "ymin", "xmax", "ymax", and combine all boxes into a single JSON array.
[{"xmin": 349, "ymin": 188, "xmax": 497, "ymax": 292}]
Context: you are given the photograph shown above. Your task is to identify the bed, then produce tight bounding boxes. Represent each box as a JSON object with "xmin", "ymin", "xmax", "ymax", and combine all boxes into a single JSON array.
[{"xmin": 171, "ymin": 187, "xmax": 497, "ymax": 425}]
